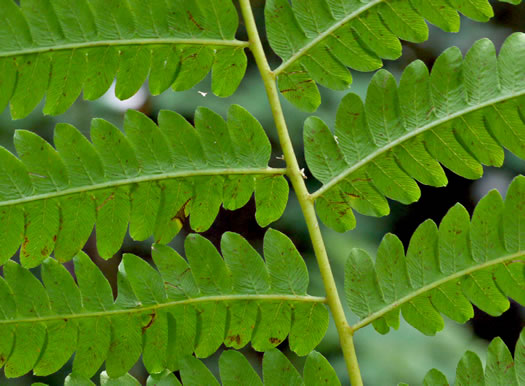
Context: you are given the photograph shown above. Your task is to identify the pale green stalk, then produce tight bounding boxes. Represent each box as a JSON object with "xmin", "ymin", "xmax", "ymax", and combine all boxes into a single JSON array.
[{"xmin": 238, "ymin": 1, "xmax": 363, "ymax": 384}]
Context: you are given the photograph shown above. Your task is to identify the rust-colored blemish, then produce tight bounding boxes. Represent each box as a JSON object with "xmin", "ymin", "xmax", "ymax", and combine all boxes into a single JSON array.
[
  {"xmin": 227, "ymin": 334, "xmax": 241, "ymax": 345},
  {"xmin": 96, "ymin": 192, "xmax": 115, "ymax": 211},
  {"xmin": 142, "ymin": 312, "xmax": 157, "ymax": 334},
  {"xmin": 187, "ymin": 11, "xmax": 204, "ymax": 30}
]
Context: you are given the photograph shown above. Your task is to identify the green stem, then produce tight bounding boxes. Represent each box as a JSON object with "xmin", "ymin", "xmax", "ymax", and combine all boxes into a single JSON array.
[{"xmin": 238, "ymin": 2, "xmax": 363, "ymax": 385}]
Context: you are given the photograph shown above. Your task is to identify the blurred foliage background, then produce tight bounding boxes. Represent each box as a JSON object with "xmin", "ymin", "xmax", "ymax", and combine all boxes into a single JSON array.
[{"xmin": 1, "ymin": 0, "xmax": 524, "ymax": 384}]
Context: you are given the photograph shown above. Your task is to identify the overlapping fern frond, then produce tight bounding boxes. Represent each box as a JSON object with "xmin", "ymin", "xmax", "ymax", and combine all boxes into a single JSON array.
[
  {"xmin": 420, "ymin": 329, "xmax": 525, "ymax": 385},
  {"xmin": 0, "ymin": 230, "xmax": 328, "ymax": 379},
  {"xmin": 0, "ymin": 0, "xmax": 247, "ymax": 119},
  {"xmin": 64, "ymin": 350, "xmax": 340, "ymax": 385},
  {"xmin": 265, "ymin": 0, "xmax": 523, "ymax": 111},
  {"xmin": 0, "ymin": 105, "xmax": 288, "ymax": 266},
  {"xmin": 344, "ymin": 176, "xmax": 525, "ymax": 335},
  {"xmin": 305, "ymin": 34, "xmax": 525, "ymax": 232}
]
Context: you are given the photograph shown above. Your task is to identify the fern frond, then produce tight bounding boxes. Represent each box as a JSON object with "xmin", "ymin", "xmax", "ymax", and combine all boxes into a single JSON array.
[
  {"xmin": 419, "ymin": 328, "xmax": 525, "ymax": 385},
  {"xmin": 0, "ymin": 0, "xmax": 248, "ymax": 119},
  {"xmin": 65, "ymin": 349, "xmax": 340, "ymax": 385},
  {"xmin": 180, "ymin": 349, "xmax": 340, "ymax": 386},
  {"xmin": 66, "ymin": 371, "xmax": 141, "ymax": 386},
  {"xmin": 0, "ymin": 105, "xmax": 287, "ymax": 267},
  {"xmin": 265, "ymin": 0, "xmax": 522, "ymax": 111},
  {"xmin": 306, "ymin": 34, "xmax": 525, "ymax": 232},
  {"xmin": 344, "ymin": 175, "xmax": 525, "ymax": 336},
  {"xmin": 0, "ymin": 230, "xmax": 328, "ymax": 378}
]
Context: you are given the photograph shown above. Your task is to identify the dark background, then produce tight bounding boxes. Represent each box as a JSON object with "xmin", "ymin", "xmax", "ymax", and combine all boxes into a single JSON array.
[{"xmin": 1, "ymin": 0, "xmax": 524, "ymax": 384}]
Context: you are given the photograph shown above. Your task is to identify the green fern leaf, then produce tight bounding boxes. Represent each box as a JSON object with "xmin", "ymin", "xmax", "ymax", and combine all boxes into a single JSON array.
[
  {"xmin": 180, "ymin": 356, "xmax": 221, "ymax": 385},
  {"xmin": 0, "ymin": 0, "xmax": 248, "ymax": 119},
  {"xmin": 0, "ymin": 230, "xmax": 328, "ymax": 378},
  {"xmin": 65, "ymin": 373, "xmax": 96, "ymax": 386},
  {"xmin": 308, "ymin": 35, "xmax": 525, "ymax": 232},
  {"xmin": 345, "ymin": 175, "xmax": 525, "ymax": 336},
  {"xmin": 265, "ymin": 0, "xmax": 522, "ymax": 111},
  {"xmin": 146, "ymin": 370, "xmax": 181, "ymax": 386},
  {"xmin": 417, "ymin": 328, "xmax": 525, "ymax": 385},
  {"xmin": 100, "ymin": 371, "xmax": 140, "ymax": 386},
  {"xmin": 65, "ymin": 349, "xmax": 340, "ymax": 385},
  {"xmin": 422, "ymin": 368, "xmax": 449, "ymax": 385},
  {"xmin": 180, "ymin": 349, "xmax": 340, "ymax": 386},
  {"xmin": 0, "ymin": 106, "xmax": 286, "ymax": 266},
  {"xmin": 219, "ymin": 350, "xmax": 263, "ymax": 386}
]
